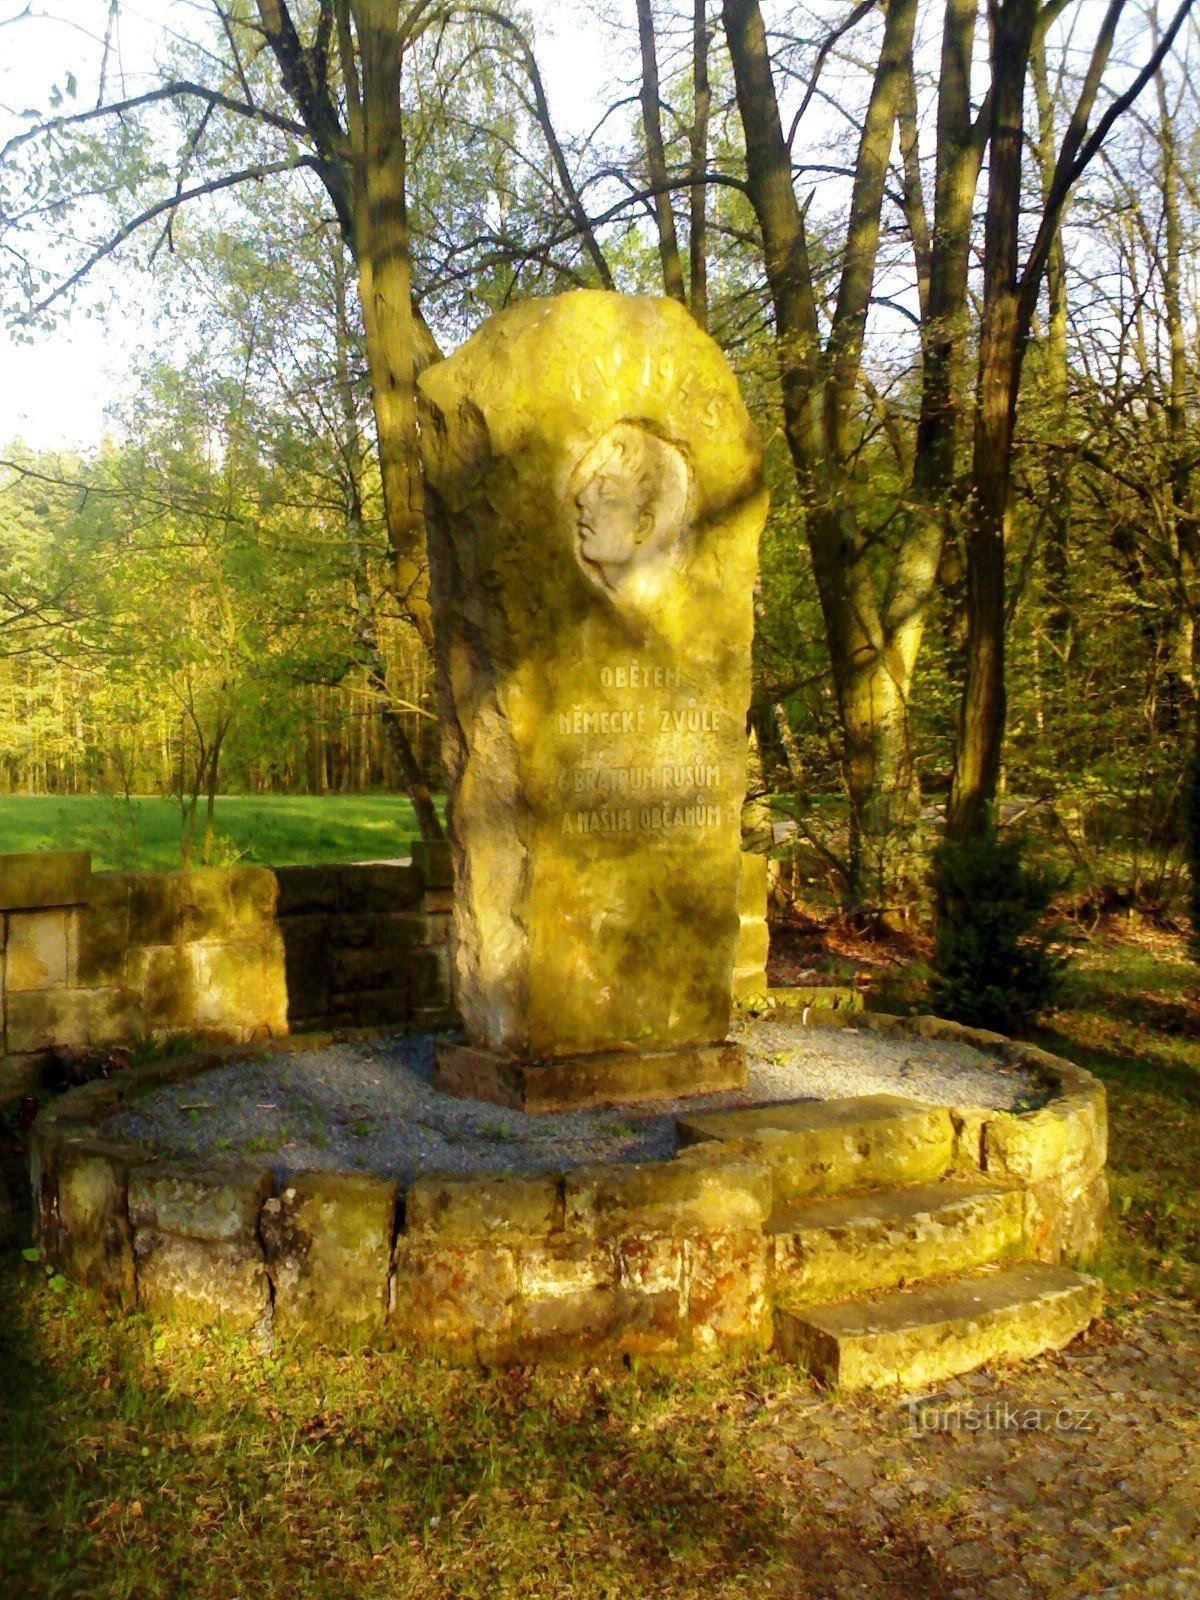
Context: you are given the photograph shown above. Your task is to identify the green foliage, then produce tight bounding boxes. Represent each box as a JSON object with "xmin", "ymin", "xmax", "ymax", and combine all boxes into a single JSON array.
[{"xmin": 929, "ymin": 826, "xmax": 1069, "ymax": 1032}]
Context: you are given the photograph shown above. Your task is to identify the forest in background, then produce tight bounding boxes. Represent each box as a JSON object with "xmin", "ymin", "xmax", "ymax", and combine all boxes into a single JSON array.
[{"xmin": 1, "ymin": 0, "xmax": 1198, "ymax": 918}]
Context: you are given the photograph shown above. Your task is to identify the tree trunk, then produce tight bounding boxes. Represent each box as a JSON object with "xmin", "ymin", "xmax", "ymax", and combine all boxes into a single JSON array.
[
  {"xmin": 689, "ymin": 0, "xmax": 711, "ymax": 327},
  {"xmin": 724, "ymin": 0, "xmax": 925, "ymax": 913},
  {"xmin": 333, "ymin": 239, "xmax": 444, "ymax": 841},
  {"xmin": 946, "ymin": 0, "xmax": 1038, "ymax": 842},
  {"xmin": 1155, "ymin": 43, "xmax": 1200, "ymax": 698},
  {"xmin": 636, "ymin": 0, "xmax": 687, "ymax": 303},
  {"xmin": 347, "ymin": 0, "xmax": 431, "ymax": 646},
  {"xmin": 1031, "ymin": 34, "xmax": 1075, "ymax": 677}
]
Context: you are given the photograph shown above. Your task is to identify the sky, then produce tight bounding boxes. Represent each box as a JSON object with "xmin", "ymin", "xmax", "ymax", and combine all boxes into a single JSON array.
[{"xmin": 0, "ymin": 0, "xmax": 619, "ymax": 449}]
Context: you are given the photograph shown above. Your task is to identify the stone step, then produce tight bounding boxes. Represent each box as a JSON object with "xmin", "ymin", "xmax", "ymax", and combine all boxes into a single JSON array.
[
  {"xmin": 772, "ymin": 1179, "xmax": 1026, "ymax": 1307},
  {"xmin": 676, "ymin": 1095, "xmax": 955, "ymax": 1203},
  {"xmin": 775, "ymin": 1260, "xmax": 1102, "ymax": 1391}
]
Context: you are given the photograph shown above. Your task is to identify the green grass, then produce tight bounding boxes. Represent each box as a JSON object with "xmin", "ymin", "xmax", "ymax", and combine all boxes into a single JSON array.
[
  {"xmin": 1034, "ymin": 931, "xmax": 1200, "ymax": 1304},
  {"xmin": 0, "ymin": 1277, "xmax": 828, "ymax": 1600},
  {"xmin": 0, "ymin": 794, "xmax": 444, "ymax": 871}
]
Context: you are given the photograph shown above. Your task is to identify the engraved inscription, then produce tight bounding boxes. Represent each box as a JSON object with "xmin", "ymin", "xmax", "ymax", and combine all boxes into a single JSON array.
[
  {"xmin": 561, "ymin": 804, "xmax": 726, "ymax": 836},
  {"xmin": 555, "ymin": 659, "xmax": 729, "ymax": 838}
]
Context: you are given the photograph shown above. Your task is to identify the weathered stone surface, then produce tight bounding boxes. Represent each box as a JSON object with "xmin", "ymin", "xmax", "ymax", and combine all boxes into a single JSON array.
[
  {"xmin": 771, "ymin": 1180, "xmax": 1025, "ymax": 1307},
  {"xmin": 737, "ymin": 850, "xmax": 768, "ymax": 918},
  {"xmin": 419, "ymin": 291, "xmax": 766, "ymax": 1076},
  {"xmin": 733, "ymin": 917, "xmax": 770, "ymax": 975},
  {"xmin": 740, "ymin": 985, "xmax": 864, "ymax": 1015},
  {"xmin": 0, "ymin": 850, "xmax": 90, "ymax": 911},
  {"xmin": 983, "ymin": 1091, "xmax": 1107, "ymax": 1184},
  {"xmin": 907, "ymin": 1015, "xmax": 1012, "ymax": 1053},
  {"xmin": 135, "ymin": 1233, "xmax": 269, "ymax": 1329},
  {"xmin": 274, "ymin": 864, "xmax": 343, "ymax": 915},
  {"xmin": 949, "ymin": 1107, "xmax": 988, "ymax": 1174},
  {"xmin": 261, "ymin": 1171, "xmax": 397, "ymax": 1337},
  {"xmin": 177, "ymin": 870, "xmax": 237, "ymax": 941},
  {"xmin": 733, "ymin": 853, "xmax": 769, "ymax": 1000},
  {"xmin": 126, "ymin": 944, "xmax": 193, "ymax": 1026},
  {"xmin": 405, "ymin": 1172, "xmax": 559, "ymax": 1243},
  {"xmin": 227, "ymin": 867, "xmax": 278, "ymax": 928},
  {"xmin": 325, "ymin": 909, "xmax": 418, "ymax": 951},
  {"xmin": 54, "ymin": 1136, "xmax": 140, "ymax": 1299},
  {"xmin": 392, "ymin": 1240, "xmax": 518, "ymax": 1349},
  {"xmin": 677, "ymin": 1095, "xmax": 955, "ymax": 1202},
  {"xmin": 1024, "ymin": 1168, "xmax": 1109, "ymax": 1265},
  {"xmin": 279, "ymin": 913, "xmax": 331, "ymax": 1022},
  {"xmin": 410, "ymin": 837, "xmax": 454, "ymax": 890},
  {"xmin": 77, "ymin": 875, "xmax": 132, "ymax": 987},
  {"xmin": 514, "ymin": 1238, "xmax": 635, "ymax": 1351},
  {"xmin": 330, "ymin": 939, "xmax": 417, "ymax": 992},
  {"xmin": 187, "ymin": 934, "xmax": 288, "ymax": 1035},
  {"xmin": 5, "ymin": 909, "xmax": 71, "ymax": 991},
  {"xmin": 775, "ymin": 1261, "xmax": 1102, "ymax": 1391},
  {"xmin": 30, "ymin": 1115, "xmax": 92, "ymax": 1243},
  {"xmin": 128, "ymin": 1162, "xmax": 272, "ymax": 1243},
  {"xmin": 406, "ymin": 946, "xmax": 452, "ymax": 1009},
  {"xmin": 563, "ymin": 1153, "xmax": 771, "ymax": 1238},
  {"xmin": 435, "ymin": 1039, "xmax": 746, "ymax": 1112},
  {"xmin": 125, "ymin": 873, "xmax": 184, "ymax": 946},
  {"xmin": 686, "ymin": 1230, "xmax": 771, "ymax": 1350},
  {"xmin": 7, "ymin": 988, "xmax": 94, "ymax": 1053},
  {"xmin": 731, "ymin": 968, "xmax": 768, "ymax": 1005},
  {"xmin": 340, "ymin": 863, "xmax": 424, "ymax": 914}
]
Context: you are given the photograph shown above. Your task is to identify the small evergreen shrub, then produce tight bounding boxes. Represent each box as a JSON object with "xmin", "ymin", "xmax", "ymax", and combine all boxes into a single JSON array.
[{"xmin": 929, "ymin": 826, "xmax": 1068, "ymax": 1032}]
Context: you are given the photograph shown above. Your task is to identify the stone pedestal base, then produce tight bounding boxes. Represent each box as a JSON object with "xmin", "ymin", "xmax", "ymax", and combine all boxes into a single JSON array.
[{"xmin": 434, "ymin": 1040, "xmax": 747, "ymax": 1114}]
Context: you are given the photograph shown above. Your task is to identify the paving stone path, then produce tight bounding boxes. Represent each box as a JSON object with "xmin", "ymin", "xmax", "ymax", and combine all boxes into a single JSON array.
[{"xmin": 743, "ymin": 1297, "xmax": 1200, "ymax": 1598}]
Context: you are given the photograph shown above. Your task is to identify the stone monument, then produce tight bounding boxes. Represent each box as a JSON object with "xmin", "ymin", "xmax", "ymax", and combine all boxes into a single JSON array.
[{"xmin": 419, "ymin": 290, "xmax": 766, "ymax": 1110}]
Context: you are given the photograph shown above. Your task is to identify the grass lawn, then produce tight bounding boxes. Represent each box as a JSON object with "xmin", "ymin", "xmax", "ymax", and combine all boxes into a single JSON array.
[
  {"xmin": 1, "ymin": 929, "xmax": 1197, "ymax": 1598},
  {"xmin": 0, "ymin": 794, "xmax": 444, "ymax": 872}
]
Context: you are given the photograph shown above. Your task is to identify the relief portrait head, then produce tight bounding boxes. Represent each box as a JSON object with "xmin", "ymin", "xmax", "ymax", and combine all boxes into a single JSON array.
[{"xmin": 569, "ymin": 421, "xmax": 692, "ymax": 595}]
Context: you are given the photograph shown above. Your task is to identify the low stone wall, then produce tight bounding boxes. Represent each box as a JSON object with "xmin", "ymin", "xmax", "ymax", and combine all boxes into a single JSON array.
[
  {"xmin": 274, "ymin": 852, "xmax": 453, "ymax": 1033},
  {"xmin": 0, "ymin": 846, "xmax": 455, "ymax": 1093},
  {"xmin": 0, "ymin": 852, "xmax": 286, "ymax": 1089},
  {"xmin": 1, "ymin": 843, "xmax": 762, "ymax": 1087},
  {"xmin": 28, "ymin": 1014, "xmax": 1108, "ymax": 1364}
]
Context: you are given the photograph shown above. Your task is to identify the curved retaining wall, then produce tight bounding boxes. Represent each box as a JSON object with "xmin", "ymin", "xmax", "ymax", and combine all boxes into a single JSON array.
[{"xmin": 28, "ymin": 1015, "xmax": 1108, "ymax": 1363}]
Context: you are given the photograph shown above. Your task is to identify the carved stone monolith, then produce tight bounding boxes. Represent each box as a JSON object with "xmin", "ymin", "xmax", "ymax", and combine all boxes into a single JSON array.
[{"xmin": 419, "ymin": 290, "xmax": 766, "ymax": 1110}]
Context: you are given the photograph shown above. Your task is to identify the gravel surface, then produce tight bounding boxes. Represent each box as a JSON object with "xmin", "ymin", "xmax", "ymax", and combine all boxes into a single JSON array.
[{"xmin": 100, "ymin": 1017, "xmax": 1049, "ymax": 1187}]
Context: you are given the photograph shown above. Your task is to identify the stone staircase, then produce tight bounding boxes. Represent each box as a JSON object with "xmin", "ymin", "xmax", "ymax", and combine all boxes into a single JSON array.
[{"xmin": 677, "ymin": 1093, "xmax": 1103, "ymax": 1390}]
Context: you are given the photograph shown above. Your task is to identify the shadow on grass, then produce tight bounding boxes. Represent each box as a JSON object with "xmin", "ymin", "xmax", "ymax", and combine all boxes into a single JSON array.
[
  {"xmin": 1035, "ymin": 1018, "xmax": 1200, "ymax": 1111},
  {"xmin": 0, "ymin": 1254, "xmax": 962, "ymax": 1600}
]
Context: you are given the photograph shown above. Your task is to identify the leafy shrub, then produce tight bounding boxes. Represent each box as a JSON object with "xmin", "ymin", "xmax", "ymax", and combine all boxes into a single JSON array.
[{"xmin": 929, "ymin": 826, "xmax": 1068, "ymax": 1032}]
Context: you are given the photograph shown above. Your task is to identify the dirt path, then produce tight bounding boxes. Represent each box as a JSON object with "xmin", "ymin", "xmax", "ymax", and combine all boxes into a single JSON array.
[{"xmin": 746, "ymin": 1298, "xmax": 1200, "ymax": 1598}]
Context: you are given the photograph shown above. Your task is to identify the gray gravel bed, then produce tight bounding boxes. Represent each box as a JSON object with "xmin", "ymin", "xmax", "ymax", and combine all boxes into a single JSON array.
[{"xmin": 99, "ymin": 1018, "xmax": 1049, "ymax": 1188}]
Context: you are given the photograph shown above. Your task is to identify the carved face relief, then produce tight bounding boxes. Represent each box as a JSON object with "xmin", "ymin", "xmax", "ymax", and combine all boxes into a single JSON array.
[{"xmin": 570, "ymin": 422, "xmax": 691, "ymax": 592}]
